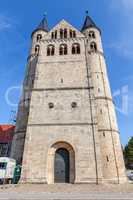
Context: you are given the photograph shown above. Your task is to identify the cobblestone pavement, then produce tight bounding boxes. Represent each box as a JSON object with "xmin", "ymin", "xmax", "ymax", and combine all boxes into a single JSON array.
[
  {"xmin": 0, "ymin": 191, "xmax": 133, "ymax": 200},
  {"xmin": 0, "ymin": 183, "xmax": 133, "ymax": 200}
]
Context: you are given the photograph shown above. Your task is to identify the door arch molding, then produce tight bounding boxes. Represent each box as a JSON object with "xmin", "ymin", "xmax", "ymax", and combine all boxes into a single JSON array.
[{"xmin": 47, "ymin": 141, "xmax": 75, "ymax": 184}]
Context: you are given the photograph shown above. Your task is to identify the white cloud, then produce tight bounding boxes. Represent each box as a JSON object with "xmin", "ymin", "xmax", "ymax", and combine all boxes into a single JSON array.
[
  {"xmin": 122, "ymin": 0, "xmax": 133, "ymax": 10},
  {"xmin": 0, "ymin": 14, "xmax": 19, "ymax": 32},
  {"xmin": 0, "ymin": 14, "xmax": 27, "ymax": 44},
  {"xmin": 108, "ymin": 41, "xmax": 133, "ymax": 59},
  {"xmin": 110, "ymin": 0, "xmax": 133, "ymax": 13},
  {"xmin": 0, "ymin": 14, "xmax": 13, "ymax": 31},
  {"xmin": 107, "ymin": 0, "xmax": 133, "ymax": 59},
  {"xmin": 122, "ymin": 75, "xmax": 133, "ymax": 81}
]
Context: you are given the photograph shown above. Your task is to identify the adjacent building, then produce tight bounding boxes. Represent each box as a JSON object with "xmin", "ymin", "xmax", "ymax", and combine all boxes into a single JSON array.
[{"xmin": 0, "ymin": 125, "xmax": 15, "ymax": 157}]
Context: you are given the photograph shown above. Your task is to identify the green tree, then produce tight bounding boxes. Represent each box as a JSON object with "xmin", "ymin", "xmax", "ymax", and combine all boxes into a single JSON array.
[{"xmin": 124, "ymin": 137, "xmax": 133, "ymax": 169}]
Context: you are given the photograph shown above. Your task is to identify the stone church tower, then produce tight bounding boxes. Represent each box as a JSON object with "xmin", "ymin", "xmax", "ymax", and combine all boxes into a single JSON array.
[{"xmin": 11, "ymin": 13, "xmax": 127, "ymax": 184}]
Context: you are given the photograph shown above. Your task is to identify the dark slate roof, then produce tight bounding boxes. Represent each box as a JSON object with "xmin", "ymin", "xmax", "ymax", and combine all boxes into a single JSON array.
[
  {"xmin": 37, "ymin": 16, "xmax": 49, "ymax": 32},
  {"xmin": 31, "ymin": 16, "xmax": 49, "ymax": 37},
  {"xmin": 81, "ymin": 14, "xmax": 101, "ymax": 33},
  {"xmin": 0, "ymin": 125, "xmax": 15, "ymax": 142}
]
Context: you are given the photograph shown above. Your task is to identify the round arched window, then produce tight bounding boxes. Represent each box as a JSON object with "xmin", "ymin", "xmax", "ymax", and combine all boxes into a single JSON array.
[
  {"xmin": 59, "ymin": 44, "xmax": 67, "ymax": 55},
  {"xmin": 72, "ymin": 43, "xmax": 80, "ymax": 54},
  {"xmin": 47, "ymin": 45, "xmax": 55, "ymax": 56},
  {"xmin": 90, "ymin": 42, "xmax": 97, "ymax": 52}
]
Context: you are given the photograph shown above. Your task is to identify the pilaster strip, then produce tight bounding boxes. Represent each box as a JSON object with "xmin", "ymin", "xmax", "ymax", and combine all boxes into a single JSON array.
[{"xmin": 84, "ymin": 38, "xmax": 99, "ymax": 184}]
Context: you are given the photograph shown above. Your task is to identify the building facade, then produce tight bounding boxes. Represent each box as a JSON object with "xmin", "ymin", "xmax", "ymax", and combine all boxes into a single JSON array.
[
  {"xmin": 0, "ymin": 125, "xmax": 15, "ymax": 157},
  {"xmin": 11, "ymin": 14, "xmax": 127, "ymax": 184}
]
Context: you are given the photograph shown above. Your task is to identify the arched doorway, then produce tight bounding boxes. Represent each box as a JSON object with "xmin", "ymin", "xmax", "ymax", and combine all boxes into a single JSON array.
[
  {"xmin": 47, "ymin": 141, "xmax": 75, "ymax": 184},
  {"xmin": 54, "ymin": 148, "xmax": 70, "ymax": 183}
]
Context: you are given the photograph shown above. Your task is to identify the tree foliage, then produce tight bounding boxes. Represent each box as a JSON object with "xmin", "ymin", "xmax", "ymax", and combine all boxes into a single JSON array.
[{"xmin": 124, "ymin": 137, "xmax": 133, "ymax": 169}]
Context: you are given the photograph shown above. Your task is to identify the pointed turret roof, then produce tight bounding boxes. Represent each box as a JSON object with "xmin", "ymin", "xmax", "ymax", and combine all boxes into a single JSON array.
[
  {"xmin": 31, "ymin": 15, "xmax": 49, "ymax": 37},
  {"xmin": 37, "ymin": 16, "xmax": 49, "ymax": 32},
  {"xmin": 81, "ymin": 12, "xmax": 101, "ymax": 33}
]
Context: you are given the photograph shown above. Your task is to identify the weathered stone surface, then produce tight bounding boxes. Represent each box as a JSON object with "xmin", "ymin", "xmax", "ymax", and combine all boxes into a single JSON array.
[{"xmin": 11, "ymin": 19, "xmax": 127, "ymax": 184}]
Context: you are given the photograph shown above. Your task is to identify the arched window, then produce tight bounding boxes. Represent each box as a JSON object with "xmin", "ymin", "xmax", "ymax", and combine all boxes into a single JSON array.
[
  {"xmin": 47, "ymin": 46, "xmax": 50, "ymax": 56},
  {"xmin": 70, "ymin": 30, "xmax": 73, "ymax": 38},
  {"xmin": 47, "ymin": 45, "xmax": 55, "ymax": 56},
  {"xmin": 51, "ymin": 30, "xmax": 57, "ymax": 39},
  {"xmin": 51, "ymin": 32, "xmax": 54, "ymax": 39},
  {"xmin": 89, "ymin": 31, "xmax": 95, "ymax": 39},
  {"xmin": 70, "ymin": 30, "xmax": 76, "ymax": 38},
  {"xmin": 55, "ymin": 30, "xmax": 57, "ymax": 39},
  {"xmin": 77, "ymin": 44, "xmax": 80, "ymax": 54},
  {"xmin": 35, "ymin": 45, "xmax": 40, "ymax": 55},
  {"xmin": 90, "ymin": 42, "xmax": 97, "ymax": 52},
  {"xmin": 59, "ymin": 44, "xmax": 67, "ymax": 55},
  {"xmin": 73, "ymin": 31, "xmax": 76, "ymax": 38},
  {"xmin": 60, "ymin": 29, "xmax": 68, "ymax": 39},
  {"xmin": 60, "ymin": 29, "xmax": 64, "ymax": 39},
  {"xmin": 72, "ymin": 43, "xmax": 80, "ymax": 54},
  {"xmin": 72, "ymin": 46, "xmax": 75, "ymax": 54},
  {"xmin": 36, "ymin": 34, "xmax": 42, "ymax": 42},
  {"xmin": 64, "ymin": 29, "xmax": 67, "ymax": 39}
]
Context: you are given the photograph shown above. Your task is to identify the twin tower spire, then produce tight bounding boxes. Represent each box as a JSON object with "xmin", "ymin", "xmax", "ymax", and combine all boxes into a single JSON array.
[{"xmin": 33, "ymin": 12, "xmax": 100, "ymax": 34}]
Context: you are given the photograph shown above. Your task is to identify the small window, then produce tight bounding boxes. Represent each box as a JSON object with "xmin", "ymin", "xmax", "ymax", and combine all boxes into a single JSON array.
[
  {"xmin": 72, "ymin": 43, "xmax": 80, "ymax": 54},
  {"xmin": 90, "ymin": 42, "xmax": 97, "ymax": 52},
  {"xmin": 71, "ymin": 102, "xmax": 77, "ymax": 108},
  {"xmin": 35, "ymin": 45, "xmax": 40, "ymax": 55},
  {"xmin": 0, "ymin": 162, "xmax": 7, "ymax": 169},
  {"xmin": 61, "ymin": 78, "xmax": 63, "ymax": 83},
  {"xmin": 48, "ymin": 102, "xmax": 54, "ymax": 109},
  {"xmin": 47, "ymin": 45, "xmax": 55, "ymax": 56},
  {"xmin": 37, "ymin": 34, "xmax": 42, "ymax": 42},
  {"xmin": 98, "ymin": 88, "xmax": 100, "ymax": 92},
  {"xmin": 59, "ymin": 44, "xmax": 67, "ymax": 55},
  {"xmin": 89, "ymin": 31, "xmax": 95, "ymax": 39},
  {"xmin": 100, "ymin": 109, "xmax": 102, "ymax": 114},
  {"xmin": 0, "ymin": 143, "xmax": 9, "ymax": 157},
  {"xmin": 106, "ymin": 156, "xmax": 109, "ymax": 162},
  {"xmin": 103, "ymin": 132, "xmax": 105, "ymax": 137}
]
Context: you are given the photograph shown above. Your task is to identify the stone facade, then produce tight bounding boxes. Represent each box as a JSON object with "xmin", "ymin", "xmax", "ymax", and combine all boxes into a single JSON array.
[{"xmin": 11, "ymin": 16, "xmax": 127, "ymax": 184}]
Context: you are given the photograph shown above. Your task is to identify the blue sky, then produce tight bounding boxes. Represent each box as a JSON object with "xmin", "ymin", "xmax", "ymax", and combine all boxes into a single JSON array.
[{"xmin": 0, "ymin": 0, "xmax": 133, "ymax": 146}]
